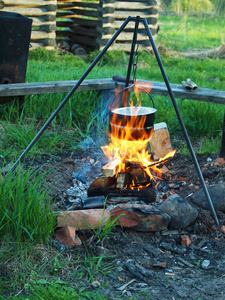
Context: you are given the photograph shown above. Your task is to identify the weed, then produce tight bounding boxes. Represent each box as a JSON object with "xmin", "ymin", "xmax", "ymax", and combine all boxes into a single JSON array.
[
  {"xmin": 192, "ymin": 260, "xmax": 201, "ymax": 268},
  {"xmin": 86, "ymin": 202, "xmax": 123, "ymax": 247},
  {"xmin": 49, "ymin": 257, "xmax": 63, "ymax": 275}
]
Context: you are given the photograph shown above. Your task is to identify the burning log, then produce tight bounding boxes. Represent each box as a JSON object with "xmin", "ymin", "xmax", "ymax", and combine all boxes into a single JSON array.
[
  {"xmin": 88, "ymin": 176, "xmax": 156, "ymax": 203},
  {"xmin": 116, "ymin": 172, "xmax": 128, "ymax": 189},
  {"xmin": 101, "ymin": 159, "xmax": 119, "ymax": 177}
]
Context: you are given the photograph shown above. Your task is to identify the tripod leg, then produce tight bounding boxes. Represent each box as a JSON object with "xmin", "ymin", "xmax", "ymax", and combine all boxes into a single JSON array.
[
  {"xmin": 121, "ymin": 17, "xmax": 140, "ymax": 106},
  {"xmin": 142, "ymin": 18, "xmax": 219, "ymax": 226},
  {"xmin": 8, "ymin": 16, "xmax": 132, "ymax": 174}
]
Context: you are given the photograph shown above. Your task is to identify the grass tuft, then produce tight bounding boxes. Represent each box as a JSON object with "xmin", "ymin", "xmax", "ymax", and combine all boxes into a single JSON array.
[{"xmin": 0, "ymin": 164, "xmax": 55, "ymax": 245}]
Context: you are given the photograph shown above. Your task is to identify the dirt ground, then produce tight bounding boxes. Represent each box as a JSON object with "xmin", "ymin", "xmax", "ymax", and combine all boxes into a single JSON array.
[{"xmin": 26, "ymin": 139, "xmax": 225, "ymax": 300}]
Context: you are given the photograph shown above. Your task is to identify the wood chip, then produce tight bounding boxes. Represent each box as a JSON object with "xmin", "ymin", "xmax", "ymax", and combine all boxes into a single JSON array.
[
  {"xmin": 177, "ymin": 257, "xmax": 194, "ymax": 268},
  {"xmin": 117, "ymin": 279, "xmax": 136, "ymax": 291}
]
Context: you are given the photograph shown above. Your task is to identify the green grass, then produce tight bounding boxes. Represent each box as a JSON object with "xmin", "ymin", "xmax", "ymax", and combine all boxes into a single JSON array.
[
  {"xmin": 0, "ymin": 241, "xmax": 116, "ymax": 299},
  {"xmin": 0, "ymin": 164, "xmax": 55, "ymax": 245},
  {"xmin": 157, "ymin": 14, "xmax": 225, "ymax": 52}
]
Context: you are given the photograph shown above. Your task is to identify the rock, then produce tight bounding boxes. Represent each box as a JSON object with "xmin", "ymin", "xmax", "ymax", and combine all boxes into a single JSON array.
[
  {"xmin": 57, "ymin": 209, "xmax": 110, "ymax": 230},
  {"xmin": 110, "ymin": 204, "xmax": 171, "ymax": 232},
  {"xmin": 202, "ymin": 260, "xmax": 210, "ymax": 269},
  {"xmin": 159, "ymin": 193, "xmax": 198, "ymax": 229},
  {"xmin": 202, "ymin": 165, "xmax": 220, "ymax": 178},
  {"xmin": 221, "ymin": 225, "xmax": 225, "ymax": 234},
  {"xmin": 55, "ymin": 226, "xmax": 82, "ymax": 247},
  {"xmin": 213, "ymin": 157, "xmax": 225, "ymax": 165},
  {"xmin": 191, "ymin": 184, "xmax": 225, "ymax": 212},
  {"xmin": 77, "ymin": 137, "xmax": 94, "ymax": 150},
  {"xmin": 181, "ymin": 235, "xmax": 191, "ymax": 247}
]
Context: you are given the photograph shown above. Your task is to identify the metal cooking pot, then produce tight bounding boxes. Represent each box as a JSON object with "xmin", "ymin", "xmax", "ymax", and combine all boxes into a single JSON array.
[{"xmin": 109, "ymin": 106, "xmax": 157, "ymax": 140}]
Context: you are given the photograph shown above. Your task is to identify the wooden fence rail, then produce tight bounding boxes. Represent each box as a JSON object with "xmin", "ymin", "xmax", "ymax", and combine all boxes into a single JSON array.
[{"xmin": 0, "ymin": 79, "xmax": 224, "ymax": 105}]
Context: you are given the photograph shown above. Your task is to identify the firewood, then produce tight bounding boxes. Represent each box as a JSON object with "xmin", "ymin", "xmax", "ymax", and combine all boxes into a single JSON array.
[
  {"xmin": 116, "ymin": 172, "xmax": 128, "ymax": 189},
  {"xmin": 101, "ymin": 159, "xmax": 119, "ymax": 177},
  {"xmin": 150, "ymin": 122, "xmax": 173, "ymax": 160}
]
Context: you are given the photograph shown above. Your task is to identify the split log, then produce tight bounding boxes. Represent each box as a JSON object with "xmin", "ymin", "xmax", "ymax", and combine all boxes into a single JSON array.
[
  {"xmin": 58, "ymin": 2, "xmax": 99, "ymax": 9},
  {"xmin": 116, "ymin": 172, "xmax": 128, "ymax": 189},
  {"xmin": 56, "ymin": 27, "xmax": 73, "ymax": 38},
  {"xmin": 101, "ymin": 160, "xmax": 119, "ymax": 177},
  {"xmin": 96, "ymin": 25, "xmax": 115, "ymax": 35},
  {"xmin": 31, "ymin": 30, "xmax": 55, "ymax": 40},
  {"xmin": 113, "ymin": 17, "xmax": 158, "ymax": 29},
  {"xmin": 3, "ymin": 0, "xmax": 57, "ymax": 4},
  {"xmin": 71, "ymin": 44, "xmax": 87, "ymax": 56},
  {"xmin": 56, "ymin": 19, "xmax": 73, "ymax": 28},
  {"xmin": 64, "ymin": 17, "xmax": 100, "ymax": 27},
  {"xmin": 99, "ymin": 43, "xmax": 151, "ymax": 52},
  {"xmin": 98, "ymin": 6, "xmax": 114, "ymax": 14},
  {"xmin": 31, "ymin": 38, "xmax": 56, "ymax": 46},
  {"xmin": 69, "ymin": 8, "xmax": 99, "ymax": 18},
  {"xmin": 111, "ymin": 8, "xmax": 158, "ymax": 18},
  {"xmin": 98, "ymin": 32, "xmax": 151, "ymax": 42},
  {"xmin": 32, "ymin": 17, "xmax": 56, "ymax": 26},
  {"xmin": 149, "ymin": 122, "xmax": 173, "ymax": 160},
  {"xmin": 31, "ymin": 14, "xmax": 56, "ymax": 22},
  {"xmin": 3, "ymin": 0, "xmax": 42, "ymax": 5},
  {"xmin": 30, "ymin": 42, "xmax": 55, "ymax": 50},
  {"xmin": 0, "ymin": 1, "xmax": 4, "ymax": 9},
  {"xmin": 2, "ymin": 7, "xmax": 56, "ymax": 16},
  {"xmin": 88, "ymin": 176, "xmax": 156, "ymax": 201},
  {"xmin": 33, "ymin": 24, "xmax": 56, "ymax": 33},
  {"xmin": 113, "ymin": 1, "xmax": 158, "ymax": 9},
  {"xmin": 71, "ymin": 26, "xmax": 100, "ymax": 38}
]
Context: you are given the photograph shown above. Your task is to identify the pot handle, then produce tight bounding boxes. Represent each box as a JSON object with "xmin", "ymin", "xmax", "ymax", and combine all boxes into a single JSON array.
[{"xmin": 111, "ymin": 78, "xmax": 155, "ymax": 108}]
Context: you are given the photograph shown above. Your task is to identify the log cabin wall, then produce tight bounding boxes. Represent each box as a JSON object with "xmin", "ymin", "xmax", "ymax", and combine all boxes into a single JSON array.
[
  {"xmin": 56, "ymin": 0, "xmax": 159, "ymax": 53},
  {"xmin": 56, "ymin": 0, "xmax": 101, "ymax": 54},
  {"xmin": 0, "ymin": 0, "xmax": 159, "ymax": 53},
  {"xmin": 0, "ymin": 0, "xmax": 57, "ymax": 50},
  {"xmin": 98, "ymin": 0, "xmax": 160, "ymax": 52}
]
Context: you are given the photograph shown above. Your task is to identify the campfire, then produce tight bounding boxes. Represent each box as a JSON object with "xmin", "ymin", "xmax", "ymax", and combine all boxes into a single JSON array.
[{"xmin": 88, "ymin": 82, "xmax": 176, "ymax": 201}]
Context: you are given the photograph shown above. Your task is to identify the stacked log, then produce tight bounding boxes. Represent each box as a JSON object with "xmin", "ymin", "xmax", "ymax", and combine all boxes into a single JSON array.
[
  {"xmin": 56, "ymin": 0, "xmax": 101, "ymax": 54},
  {"xmin": 98, "ymin": 0, "xmax": 159, "ymax": 52},
  {"xmin": 0, "ymin": 0, "xmax": 159, "ymax": 53},
  {"xmin": 56, "ymin": 0, "xmax": 159, "ymax": 53},
  {"xmin": 0, "ymin": 0, "xmax": 57, "ymax": 50}
]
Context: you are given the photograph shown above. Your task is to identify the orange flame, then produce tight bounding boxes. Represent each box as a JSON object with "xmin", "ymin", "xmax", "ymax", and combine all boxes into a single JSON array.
[{"xmin": 101, "ymin": 81, "xmax": 176, "ymax": 188}]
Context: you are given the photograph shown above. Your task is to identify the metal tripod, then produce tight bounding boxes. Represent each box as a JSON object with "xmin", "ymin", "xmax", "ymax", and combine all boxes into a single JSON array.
[{"xmin": 8, "ymin": 16, "xmax": 219, "ymax": 225}]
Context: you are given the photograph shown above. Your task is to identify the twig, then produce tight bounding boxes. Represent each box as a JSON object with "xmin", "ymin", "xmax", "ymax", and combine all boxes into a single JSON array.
[{"xmin": 117, "ymin": 279, "xmax": 136, "ymax": 291}]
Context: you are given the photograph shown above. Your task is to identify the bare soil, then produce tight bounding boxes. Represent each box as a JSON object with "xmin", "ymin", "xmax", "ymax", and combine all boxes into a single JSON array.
[{"xmin": 27, "ymin": 142, "xmax": 225, "ymax": 300}]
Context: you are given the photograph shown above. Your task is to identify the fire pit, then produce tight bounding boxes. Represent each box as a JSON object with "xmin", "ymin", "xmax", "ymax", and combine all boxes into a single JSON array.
[{"xmin": 88, "ymin": 83, "xmax": 176, "ymax": 203}]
